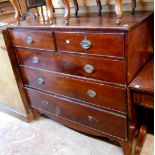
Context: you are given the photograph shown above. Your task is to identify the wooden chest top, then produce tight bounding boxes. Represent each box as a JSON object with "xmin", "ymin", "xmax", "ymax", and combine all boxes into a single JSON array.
[{"xmin": 7, "ymin": 12, "xmax": 153, "ymax": 32}]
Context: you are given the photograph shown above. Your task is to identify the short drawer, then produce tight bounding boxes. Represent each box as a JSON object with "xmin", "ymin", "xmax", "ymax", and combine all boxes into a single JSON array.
[
  {"xmin": 134, "ymin": 91, "xmax": 154, "ymax": 108},
  {"xmin": 8, "ymin": 29, "xmax": 55, "ymax": 50},
  {"xmin": 16, "ymin": 48, "xmax": 126, "ymax": 84},
  {"xmin": 55, "ymin": 32, "xmax": 124, "ymax": 57},
  {"xmin": 27, "ymin": 88, "xmax": 127, "ymax": 139},
  {"xmin": 21, "ymin": 67, "xmax": 127, "ymax": 113}
]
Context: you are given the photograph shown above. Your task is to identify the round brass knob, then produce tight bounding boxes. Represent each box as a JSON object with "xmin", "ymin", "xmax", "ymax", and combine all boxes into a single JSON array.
[
  {"xmin": 84, "ymin": 64, "xmax": 94, "ymax": 73},
  {"xmin": 88, "ymin": 116, "xmax": 93, "ymax": 122},
  {"xmin": 37, "ymin": 77, "xmax": 45, "ymax": 85},
  {"xmin": 87, "ymin": 90, "xmax": 96, "ymax": 98},
  {"xmin": 26, "ymin": 36, "xmax": 33, "ymax": 45},
  {"xmin": 32, "ymin": 57, "xmax": 40, "ymax": 64},
  {"xmin": 42, "ymin": 101, "xmax": 49, "ymax": 105},
  {"xmin": 80, "ymin": 37, "xmax": 91, "ymax": 49}
]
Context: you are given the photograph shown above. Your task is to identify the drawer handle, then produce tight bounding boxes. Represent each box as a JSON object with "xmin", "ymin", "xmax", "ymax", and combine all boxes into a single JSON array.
[
  {"xmin": 88, "ymin": 116, "xmax": 93, "ymax": 122},
  {"xmin": 87, "ymin": 90, "xmax": 96, "ymax": 98},
  {"xmin": 80, "ymin": 37, "xmax": 91, "ymax": 49},
  {"xmin": 26, "ymin": 36, "xmax": 33, "ymax": 45},
  {"xmin": 0, "ymin": 8, "xmax": 4, "ymax": 13},
  {"xmin": 32, "ymin": 57, "xmax": 40, "ymax": 64},
  {"xmin": 84, "ymin": 64, "xmax": 94, "ymax": 73},
  {"xmin": 42, "ymin": 101, "xmax": 49, "ymax": 105},
  {"xmin": 37, "ymin": 77, "xmax": 45, "ymax": 85}
]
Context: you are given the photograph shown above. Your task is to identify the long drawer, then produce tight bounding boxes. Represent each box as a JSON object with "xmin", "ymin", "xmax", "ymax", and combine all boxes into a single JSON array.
[
  {"xmin": 26, "ymin": 88, "xmax": 127, "ymax": 139},
  {"xmin": 8, "ymin": 30, "xmax": 55, "ymax": 51},
  {"xmin": 16, "ymin": 48, "xmax": 126, "ymax": 85},
  {"xmin": 21, "ymin": 67, "xmax": 126, "ymax": 113},
  {"xmin": 55, "ymin": 32, "xmax": 124, "ymax": 58}
]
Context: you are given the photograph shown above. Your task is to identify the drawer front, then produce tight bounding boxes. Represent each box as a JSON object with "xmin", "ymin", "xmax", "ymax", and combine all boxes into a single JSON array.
[
  {"xmin": 55, "ymin": 32, "xmax": 124, "ymax": 57},
  {"xmin": 27, "ymin": 88, "xmax": 127, "ymax": 139},
  {"xmin": 16, "ymin": 48, "xmax": 126, "ymax": 84},
  {"xmin": 21, "ymin": 67, "xmax": 126, "ymax": 113},
  {"xmin": 8, "ymin": 30, "xmax": 55, "ymax": 50},
  {"xmin": 134, "ymin": 92, "xmax": 154, "ymax": 108}
]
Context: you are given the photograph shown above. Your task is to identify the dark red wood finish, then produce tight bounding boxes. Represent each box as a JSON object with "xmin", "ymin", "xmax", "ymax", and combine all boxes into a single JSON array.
[
  {"xmin": 129, "ymin": 58, "xmax": 154, "ymax": 94},
  {"xmin": 129, "ymin": 58, "xmax": 154, "ymax": 155},
  {"xmin": 126, "ymin": 16, "xmax": 154, "ymax": 84},
  {"xmin": 134, "ymin": 92, "xmax": 154, "ymax": 108},
  {"xmin": 4, "ymin": 12, "xmax": 154, "ymax": 155},
  {"xmin": 21, "ymin": 67, "xmax": 126, "ymax": 113},
  {"xmin": 129, "ymin": 58, "xmax": 154, "ymax": 108},
  {"xmin": 26, "ymin": 88, "xmax": 127, "ymax": 140},
  {"xmin": 55, "ymin": 32, "xmax": 124, "ymax": 57},
  {"xmin": 8, "ymin": 29, "xmax": 56, "ymax": 50},
  {"xmin": 15, "ymin": 48, "xmax": 126, "ymax": 85}
]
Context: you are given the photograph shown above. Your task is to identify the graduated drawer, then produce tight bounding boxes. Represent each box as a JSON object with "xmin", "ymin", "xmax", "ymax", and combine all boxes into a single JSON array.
[
  {"xmin": 55, "ymin": 32, "xmax": 124, "ymax": 57},
  {"xmin": 8, "ymin": 29, "xmax": 55, "ymax": 50},
  {"xmin": 16, "ymin": 48, "xmax": 126, "ymax": 85},
  {"xmin": 21, "ymin": 67, "xmax": 127, "ymax": 113},
  {"xmin": 27, "ymin": 88, "xmax": 127, "ymax": 139}
]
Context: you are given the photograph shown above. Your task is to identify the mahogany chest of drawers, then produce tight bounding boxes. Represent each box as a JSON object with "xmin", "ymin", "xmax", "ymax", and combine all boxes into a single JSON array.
[
  {"xmin": 0, "ymin": 0, "xmax": 14, "ymax": 22},
  {"xmin": 3, "ymin": 12, "xmax": 153, "ymax": 155}
]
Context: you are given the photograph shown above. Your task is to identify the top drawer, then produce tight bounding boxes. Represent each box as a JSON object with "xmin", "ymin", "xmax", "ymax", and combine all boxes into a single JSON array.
[
  {"xmin": 55, "ymin": 32, "xmax": 124, "ymax": 57},
  {"xmin": 8, "ymin": 29, "xmax": 55, "ymax": 51}
]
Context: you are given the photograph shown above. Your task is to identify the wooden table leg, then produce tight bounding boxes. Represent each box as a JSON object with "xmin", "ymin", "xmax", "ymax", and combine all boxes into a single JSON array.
[
  {"xmin": 62, "ymin": 0, "xmax": 70, "ymax": 24},
  {"xmin": 96, "ymin": 0, "xmax": 102, "ymax": 16},
  {"xmin": 45, "ymin": 0, "xmax": 55, "ymax": 23},
  {"xmin": 10, "ymin": 0, "xmax": 21, "ymax": 24},
  {"xmin": 134, "ymin": 125, "xmax": 147, "ymax": 155},
  {"xmin": 115, "ymin": 0, "xmax": 123, "ymax": 24},
  {"xmin": 119, "ymin": 122, "xmax": 136, "ymax": 155}
]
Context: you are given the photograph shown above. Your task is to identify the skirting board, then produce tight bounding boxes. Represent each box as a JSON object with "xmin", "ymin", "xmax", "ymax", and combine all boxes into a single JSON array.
[{"xmin": 0, "ymin": 104, "xmax": 34, "ymax": 122}]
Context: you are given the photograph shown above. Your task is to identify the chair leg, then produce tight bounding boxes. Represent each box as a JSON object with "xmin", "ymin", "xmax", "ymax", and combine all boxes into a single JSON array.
[
  {"xmin": 131, "ymin": 0, "xmax": 136, "ymax": 15},
  {"xmin": 62, "ymin": 0, "xmax": 70, "ymax": 24},
  {"xmin": 36, "ymin": 8, "xmax": 40, "ymax": 17},
  {"xmin": 115, "ymin": 0, "xmax": 123, "ymax": 24},
  {"xmin": 73, "ymin": 0, "xmax": 79, "ymax": 17},
  {"xmin": 10, "ymin": 0, "xmax": 21, "ymax": 23},
  {"xmin": 96, "ymin": 0, "xmax": 102, "ymax": 16},
  {"xmin": 45, "ymin": 0, "xmax": 55, "ymax": 23},
  {"xmin": 41, "ymin": 6, "xmax": 45, "ymax": 21}
]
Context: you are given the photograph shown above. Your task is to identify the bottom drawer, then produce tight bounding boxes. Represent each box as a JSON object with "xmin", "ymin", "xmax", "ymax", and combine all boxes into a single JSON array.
[{"xmin": 27, "ymin": 88, "xmax": 127, "ymax": 140}]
